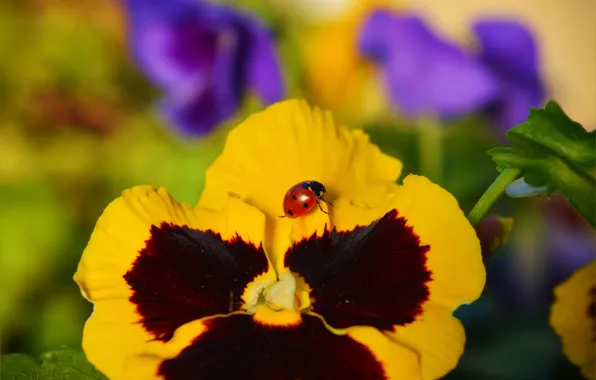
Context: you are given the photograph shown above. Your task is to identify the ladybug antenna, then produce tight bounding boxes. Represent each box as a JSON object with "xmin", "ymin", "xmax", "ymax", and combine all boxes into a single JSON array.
[{"xmin": 279, "ymin": 215, "xmax": 286, "ymax": 218}]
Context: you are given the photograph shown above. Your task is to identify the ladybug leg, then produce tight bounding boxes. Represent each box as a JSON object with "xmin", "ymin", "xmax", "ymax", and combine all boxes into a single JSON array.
[
  {"xmin": 279, "ymin": 215, "xmax": 286, "ymax": 218},
  {"xmin": 319, "ymin": 197, "xmax": 333, "ymax": 206},
  {"xmin": 316, "ymin": 200, "xmax": 330, "ymax": 214}
]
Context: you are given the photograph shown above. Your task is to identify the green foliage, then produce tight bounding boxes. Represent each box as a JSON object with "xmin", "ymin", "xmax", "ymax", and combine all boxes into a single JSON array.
[
  {"xmin": 1, "ymin": 347, "xmax": 106, "ymax": 380},
  {"xmin": 366, "ymin": 115, "xmax": 500, "ymax": 212},
  {"xmin": 0, "ymin": 181, "xmax": 71, "ymax": 338},
  {"xmin": 489, "ymin": 101, "xmax": 596, "ymax": 227}
]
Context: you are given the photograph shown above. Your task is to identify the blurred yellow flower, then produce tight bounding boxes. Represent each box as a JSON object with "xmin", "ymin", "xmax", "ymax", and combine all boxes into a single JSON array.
[
  {"xmin": 74, "ymin": 100, "xmax": 485, "ymax": 380},
  {"xmin": 550, "ymin": 259, "xmax": 596, "ymax": 380},
  {"xmin": 299, "ymin": 0, "xmax": 399, "ymax": 122}
]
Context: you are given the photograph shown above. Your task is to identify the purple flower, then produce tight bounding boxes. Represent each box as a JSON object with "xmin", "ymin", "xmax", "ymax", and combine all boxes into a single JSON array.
[
  {"xmin": 473, "ymin": 19, "xmax": 545, "ymax": 133},
  {"xmin": 358, "ymin": 11, "xmax": 499, "ymax": 120},
  {"xmin": 358, "ymin": 11, "xmax": 545, "ymax": 132},
  {"xmin": 125, "ymin": 0, "xmax": 284, "ymax": 136}
]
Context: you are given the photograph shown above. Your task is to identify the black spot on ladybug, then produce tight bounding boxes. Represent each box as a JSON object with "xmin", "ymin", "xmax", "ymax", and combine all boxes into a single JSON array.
[
  {"xmin": 292, "ymin": 195, "xmax": 297, "ymax": 200},
  {"xmin": 303, "ymin": 203, "xmax": 309, "ymax": 208},
  {"xmin": 287, "ymin": 210, "xmax": 294, "ymax": 216}
]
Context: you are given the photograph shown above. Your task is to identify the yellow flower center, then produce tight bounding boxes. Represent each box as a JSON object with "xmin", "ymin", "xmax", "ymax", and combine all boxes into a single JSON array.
[
  {"xmin": 264, "ymin": 271, "xmax": 299, "ymax": 311},
  {"xmin": 262, "ymin": 271, "xmax": 313, "ymax": 312}
]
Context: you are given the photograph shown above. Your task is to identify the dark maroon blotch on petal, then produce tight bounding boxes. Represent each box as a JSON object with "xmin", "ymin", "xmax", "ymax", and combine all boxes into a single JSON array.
[
  {"xmin": 285, "ymin": 209, "xmax": 432, "ymax": 331},
  {"xmin": 123, "ymin": 222, "xmax": 269, "ymax": 341},
  {"xmin": 158, "ymin": 314, "xmax": 387, "ymax": 380}
]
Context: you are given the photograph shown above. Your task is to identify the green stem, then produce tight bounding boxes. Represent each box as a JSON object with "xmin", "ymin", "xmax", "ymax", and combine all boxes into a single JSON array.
[
  {"xmin": 418, "ymin": 117, "xmax": 444, "ymax": 184},
  {"xmin": 467, "ymin": 167, "xmax": 523, "ymax": 227}
]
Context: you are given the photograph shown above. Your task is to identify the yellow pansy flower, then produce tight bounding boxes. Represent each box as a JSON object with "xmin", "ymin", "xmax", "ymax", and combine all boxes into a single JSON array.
[
  {"xmin": 550, "ymin": 259, "xmax": 596, "ymax": 380},
  {"xmin": 74, "ymin": 100, "xmax": 485, "ymax": 380}
]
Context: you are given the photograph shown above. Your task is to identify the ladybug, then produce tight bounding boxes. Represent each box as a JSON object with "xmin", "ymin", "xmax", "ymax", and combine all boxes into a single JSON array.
[{"xmin": 280, "ymin": 181, "xmax": 332, "ymax": 218}]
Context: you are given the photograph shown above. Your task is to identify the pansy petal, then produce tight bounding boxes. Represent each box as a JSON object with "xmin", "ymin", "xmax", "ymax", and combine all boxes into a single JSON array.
[
  {"xmin": 473, "ymin": 19, "xmax": 540, "ymax": 81},
  {"xmin": 157, "ymin": 27, "xmax": 241, "ymax": 137},
  {"xmin": 346, "ymin": 324, "xmax": 422, "ymax": 380},
  {"xmin": 281, "ymin": 175, "xmax": 482, "ymax": 378},
  {"xmin": 333, "ymin": 174, "xmax": 485, "ymax": 309},
  {"xmin": 550, "ymin": 259, "xmax": 596, "ymax": 380},
  {"xmin": 284, "ymin": 175, "xmax": 483, "ymax": 331},
  {"xmin": 473, "ymin": 19, "xmax": 545, "ymax": 132},
  {"xmin": 126, "ymin": 0, "xmax": 281, "ymax": 135},
  {"xmin": 74, "ymin": 186, "xmax": 275, "ymax": 380},
  {"xmin": 125, "ymin": 0, "xmax": 218, "ymax": 89},
  {"xmin": 133, "ymin": 306, "xmax": 420, "ymax": 380},
  {"xmin": 200, "ymin": 99, "xmax": 401, "ymax": 267},
  {"xmin": 389, "ymin": 302, "xmax": 466, "ymax": 380},
  {"xmin": 359, "ymin": 11, "xmax": 499, "ymax": 118},
  {"xmin": 285, "ymin": 205, "xmax": 432, "ymax": 330},
  {"xmin": 129, "ymin": 0, "xmax": 244, "ymax": 135},
  {"xmin": 122, "ymin": 319, "xmax": 214, "ymax": 380},
  {"xmin": 488, "ymin": 84, "xmax": 543, "ymax": 133},
  {"xmin": 240, "ymin": 16, "xmax": 285, "ymax": 104}
]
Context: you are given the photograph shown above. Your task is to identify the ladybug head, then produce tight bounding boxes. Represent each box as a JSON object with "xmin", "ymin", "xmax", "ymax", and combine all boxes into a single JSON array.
[{"xmin": 307, "ymin": 181, "xmax": 326, "ymax": 198}]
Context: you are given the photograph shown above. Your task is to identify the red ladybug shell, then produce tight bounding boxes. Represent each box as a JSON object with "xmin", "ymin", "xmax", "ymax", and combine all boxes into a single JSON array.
[{"xmin": 282, "ymin": 181, "xmax": 326, "ymax": 218}]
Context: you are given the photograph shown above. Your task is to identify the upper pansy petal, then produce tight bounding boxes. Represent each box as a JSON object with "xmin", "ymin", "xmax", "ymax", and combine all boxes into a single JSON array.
[
  {"xmin": 550, "ymin": 259, "xmax": 596, "ymax": 380},
  {"xmin": 200, "ymin": 99, "xmax": 402, "ymax": 267},
  {"xmin": 139, "ymin": 307, "xmax": 421, "ymax": 380},
  {"xmin": 74, "ymin": 186, "xmax": 275, "ymax": 380},
  {"xmin": 359, "ymin": 11, "xmax": 499, "ymax": 118},
  {"xmin": 201, "ymin": 100, "xmax": 402, "ymax": 216}
]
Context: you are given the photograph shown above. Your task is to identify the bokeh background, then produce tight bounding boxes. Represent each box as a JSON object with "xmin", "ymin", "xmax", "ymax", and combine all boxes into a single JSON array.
[{"xmin": 1, "ymin": 0, "xmax": 594, "ymax": 379}]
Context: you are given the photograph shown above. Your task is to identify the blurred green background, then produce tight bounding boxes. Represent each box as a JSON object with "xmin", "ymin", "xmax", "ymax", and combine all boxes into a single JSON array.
[{"xmin": 0, "ymin": 1, "xmax": 594, "ymax": 379}]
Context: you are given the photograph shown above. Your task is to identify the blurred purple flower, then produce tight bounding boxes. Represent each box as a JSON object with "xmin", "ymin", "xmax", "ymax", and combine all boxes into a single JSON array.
[
  {"xmin": 358, "ymin": 11, "xmax": 499, "ymax": 119},
  {"xmin": 125, "ymin": 0, "xmax": 284, "ymax": 136},
  {"xmin": 473, "ymin": 20, "xmax": 545, "ymax": 133},
  {"xmin": 358, "ymin": 11, "xmax": 545, "ymax": 132}
]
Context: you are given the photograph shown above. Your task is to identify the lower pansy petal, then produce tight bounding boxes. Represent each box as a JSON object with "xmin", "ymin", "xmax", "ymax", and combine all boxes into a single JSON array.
[
  {"xmin": 347, "ymin": 324, "xmax": 422, "ymax": 380},
  {"xmin": 550, "ymin": 259, "xmax": 596, "ymax": 380},
  {"xmin": 285, "ymin": 199, "xmax": 432, "ymax": 331},
  {"xmin": 285, "ymin": 175, "xmax": 484, "ymax": 319},
  {"xmin": 389, "ymin": 302, "xmax": 466, "ymax": 380},
  {"xmin": 150, "ymin": 306, "xmax": 419, "ymax": 380},
  {"xmin": 282, "ymin": 175, "xmax": 483, "ymax": 379},
  {"xmin": 324, "ymin": 175, "xmax": 484, "ymax": 313},
  {"xmin": 74, "ymin": 186, "xmax": 275, "ymax": 379},
  {"xmin": 387, "ymin": 175, "xmax": 485, "ymax": 309}
]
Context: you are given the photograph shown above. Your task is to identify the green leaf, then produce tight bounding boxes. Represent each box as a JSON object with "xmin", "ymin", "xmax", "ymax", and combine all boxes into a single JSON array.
[
  {"xmin": 40, "ymin": 347, "xmax": 107, "ymax": 380},
  {"xmin": 0, "ymin": 354, "xmax": 40, "ymax": 380},
  {"xmin": 1, "ymin": 348, "xmax": 107, "ymax": 380},
  {"xmin": 488, "ymin": 100, "xmax": 596, "ymax": 227}
]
